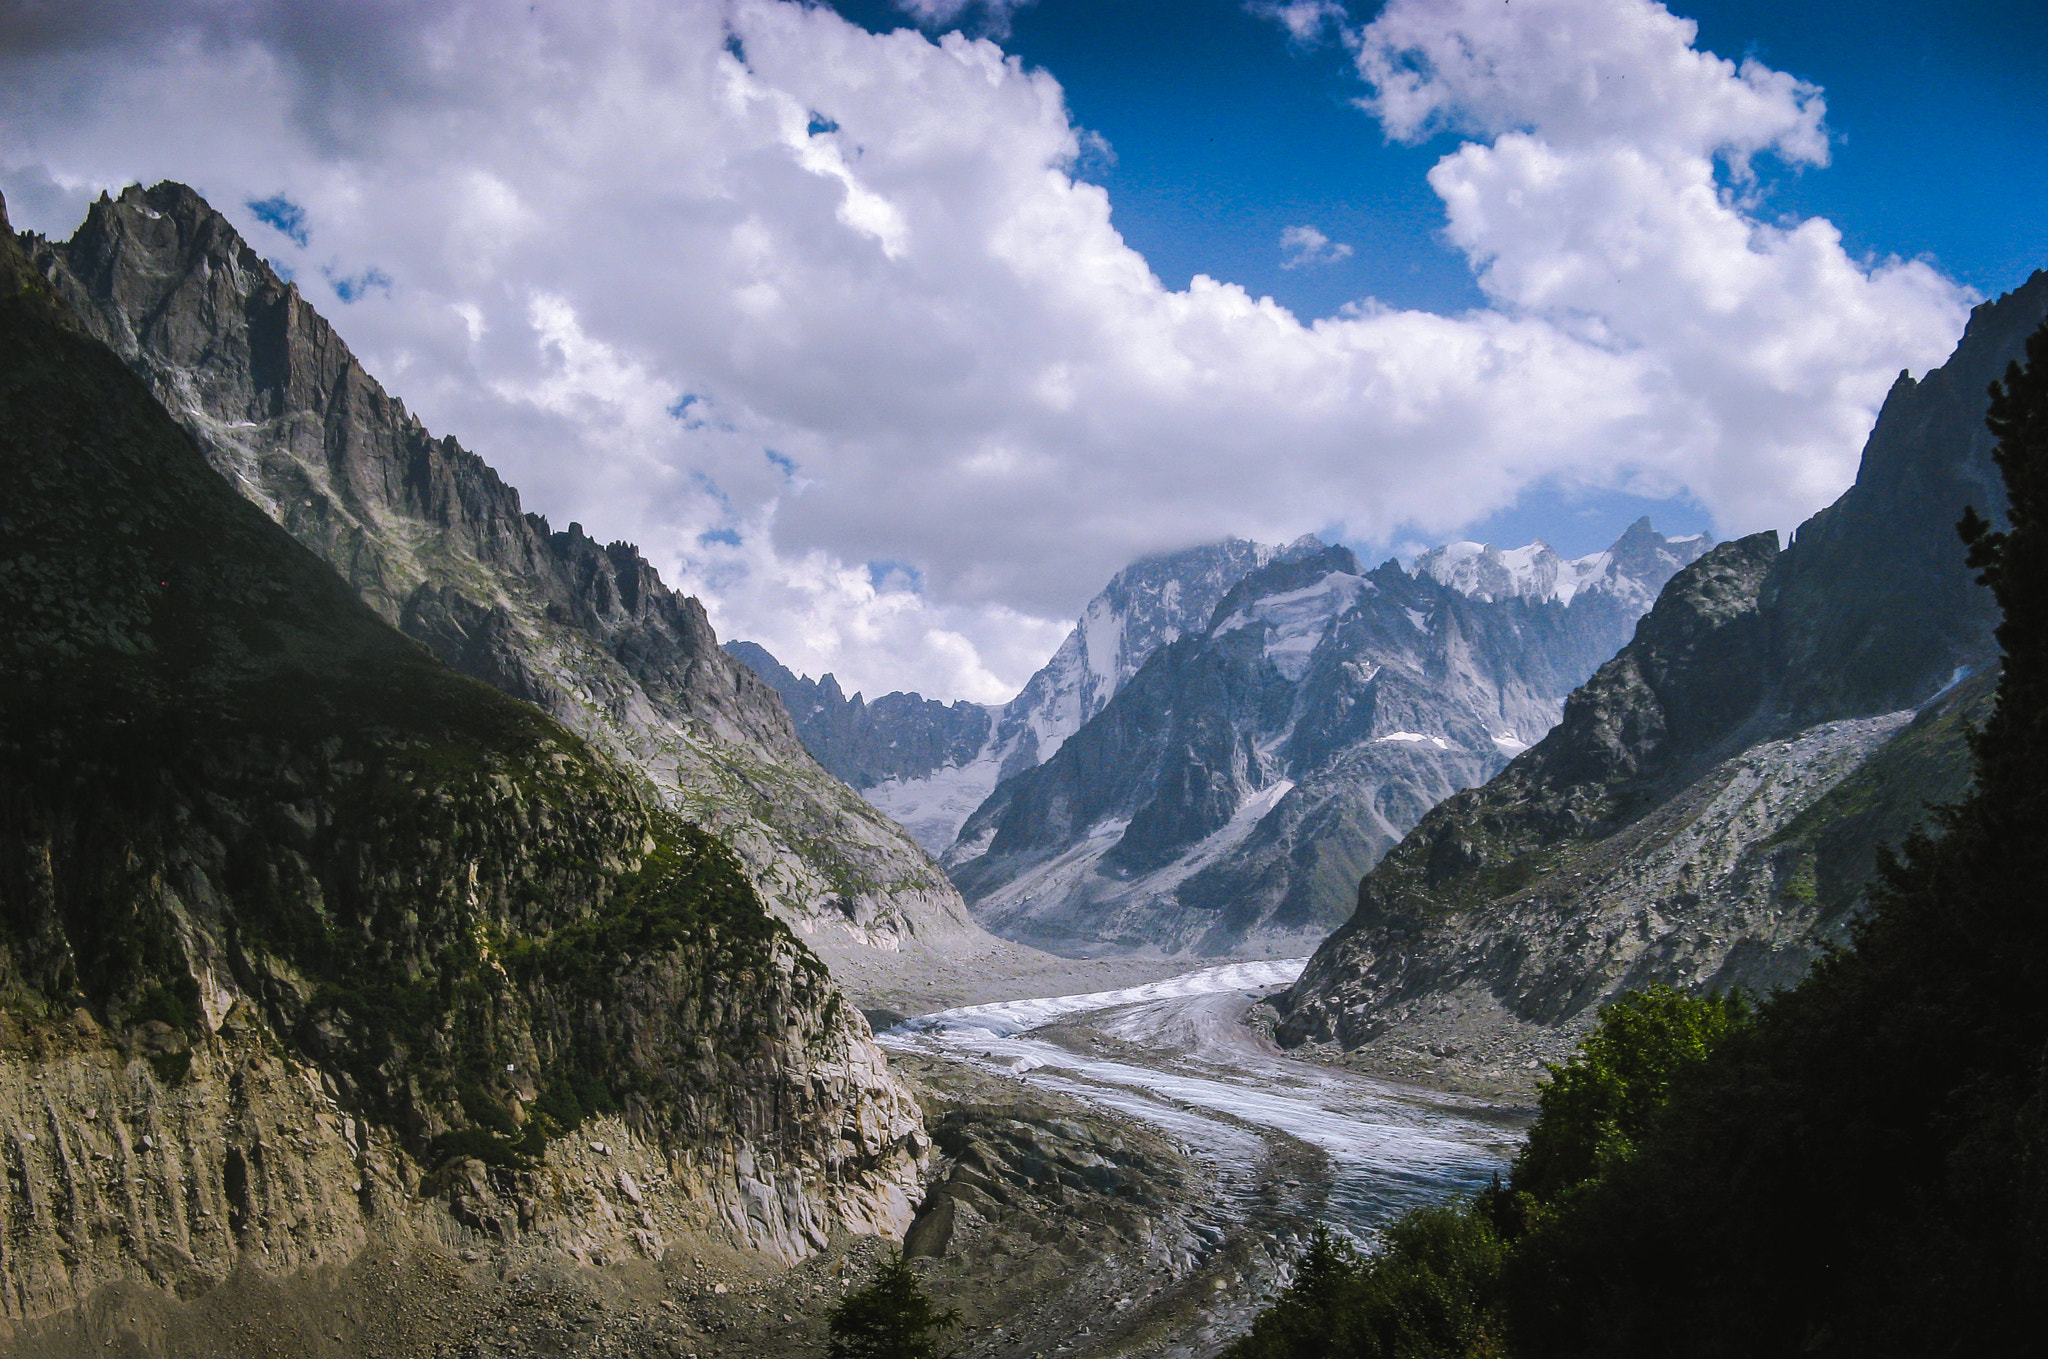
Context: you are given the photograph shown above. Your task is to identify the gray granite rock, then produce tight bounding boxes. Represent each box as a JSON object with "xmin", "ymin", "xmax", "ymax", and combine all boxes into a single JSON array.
[
  {"xmin": 0, "ymin": 236, "xmax": 925, "ymax": 1331},
  {"xmin": 944, "ymin": 527, "xmax": 1707, "ymax": 957},
  {"xmin": 1278, "ymin": 270, "xmax": 2048, "ymax": 1063},
  {"xmin": 21, "ymin": 181, "xmax": 977, "ymax": 969}
]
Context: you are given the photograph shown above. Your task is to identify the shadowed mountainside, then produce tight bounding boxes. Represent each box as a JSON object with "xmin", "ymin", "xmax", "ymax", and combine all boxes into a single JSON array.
[
  {"xmin": 20, "ymin": 181, "xmax": 978, "ymax": 973},
  {"xmin": 0, "ymin": 192, "xmax": 922, "ymax": 1328},
  {"xmin": 1278, "ymin": 270, "xmax": 2048, "ymax": 1073}
]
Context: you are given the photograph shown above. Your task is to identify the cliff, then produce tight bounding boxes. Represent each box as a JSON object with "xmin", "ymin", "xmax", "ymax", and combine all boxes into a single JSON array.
[
  {"xmin": 0, "ymin": 196, "xmax": 921, "ymax": 1332},
  {"xmin": 1278, "ymin": 272, "xmax": 2048, "ymax": 1071},
  {"xmin": 20, "ymin": 182, "xmax": 979, "ymax": 976}
]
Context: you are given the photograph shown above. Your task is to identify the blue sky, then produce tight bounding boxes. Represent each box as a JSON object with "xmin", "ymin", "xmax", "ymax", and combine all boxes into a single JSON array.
[
  {"xmin": 828, "ymin": 0, "xmax": 2046, "ymax": 557},
  {"xmin": 836, "ymin": 0, "xmax": 2046, "ymax": 317},
  {"xmin": 0, "ymin": 0, "xmax": 2030, "ymax": 697}
]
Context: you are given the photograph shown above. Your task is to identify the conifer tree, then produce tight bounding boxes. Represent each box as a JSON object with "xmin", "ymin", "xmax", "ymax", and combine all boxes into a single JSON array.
[
  {"xmin": 1504, "ymin": 316, "xmax": 2048, "ymax": 1357},
  {"xmin": 825, "ymin": 1252, "xmax": 962, "ymax": 1359}
]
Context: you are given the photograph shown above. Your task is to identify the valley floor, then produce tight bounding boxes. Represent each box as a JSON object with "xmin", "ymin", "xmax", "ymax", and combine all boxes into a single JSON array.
[
  {"xmin": 5, "ymin": 963, "xmax": 1529, "ymax": 1359},
  {"xmin": 1266, "ymin": 986, "xmax": 1597, "ymax": 1104},
  {"xmin": 884, "ymin": 962, "xmax": 1528, "ymax": 1252}
]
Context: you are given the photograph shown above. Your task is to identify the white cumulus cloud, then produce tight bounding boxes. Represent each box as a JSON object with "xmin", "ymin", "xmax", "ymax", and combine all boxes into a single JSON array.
[
  {"xmin": 1279, "ymin": 223, "xmax": 1353, "ymax": 269},
  {"xmin": 0, "ymin": 0, "xmax": 1973, "ymax": 701},
  {"xmin": 895, "ymin": 0, "xmax": 1037, "ymax": 40},
  {"xmin": 1352, "ymin": 0, "xmax": 1966, "ymax": 528},
  {"xmin": 1250, "ymin": 1, "xmax": 1351, "ymax": 45},
  {"xmin": 1357, "ymin": 0, "xmax": 1829, "ymax": 170}
]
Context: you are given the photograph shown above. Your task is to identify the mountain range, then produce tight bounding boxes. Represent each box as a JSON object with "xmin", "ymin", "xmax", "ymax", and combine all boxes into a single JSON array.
[
  {"xmin": 736, "ymin": 522, "xmax": 1708, "ymax": 956},
  {"xmin": 1276, "ymin": 269, "xmax": 2048, "ymax": 1077},
  {"xmin": 9, "ymin": 143, "xmax": 2047, "ymax": 1359},
  {"xmin": 732, "ymin": 537, "xmax": 1285, "ymax": 853},
  {"xmin": 18, "ymin": 182, "xmax": 978, "ymax": 979}
]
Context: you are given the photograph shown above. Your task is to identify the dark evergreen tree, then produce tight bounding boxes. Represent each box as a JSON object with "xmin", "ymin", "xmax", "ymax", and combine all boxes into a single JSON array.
[
  {"xmin": 1224, "ymin": 964, "xmax": 1747, "ymax": 1358},
  {"xmin": 1503, "ymin": 318, "xmax": 2048, "ymax": 1357},
  {"xmin": 1227, "ymin": 1207, "xmax": 1513, "ymax": 1359},
  {"xmin": 825, "ymin": 1253, "xmax": 962, "ymax": 1359},
  {"xmin": 1223, "ymin": 319, "xmax": 2048, "ymax": 1359},
  {"xmin": 1222, "ymin": 1227, "xmax": 1365, "ymax": 1359}
]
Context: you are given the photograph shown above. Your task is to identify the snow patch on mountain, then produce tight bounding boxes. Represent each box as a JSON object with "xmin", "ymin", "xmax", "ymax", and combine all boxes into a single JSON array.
[
  {"xmin": 1080, "ymin": 595, "xmax": 1130, "ymax": 716},
  {"xmin": 1376, "ymin": 732, "xmax": 1454, "ymax": 750},
  {"xmin": 1166, "ymin": 779, "xmax": 1296, "ymax": 882},
  {"xmin": 949, "ymin": 520, "xmax": 1718, "ymax": 957},
  {"xmin": 862, "ymin": 751, "xmax": 1008, "ymax": 854},
  {"xmin": 1216, "ymin": 572, "xmax": 1372, "ymax": 682},
  {"xmin": 1417, "ymin": 538, "xmax": 1588, "ymax": 603},
  {"xmin": 962, "ymin": 778, "xmax": 1306, "ymax": 958},
  {"xmin": 754, "ymin": 538, "xmax": 1295, "ymax": 854},
  {"xmin": 1416, "ymin": 518, "xmax": 1713, "ymax": 611}
]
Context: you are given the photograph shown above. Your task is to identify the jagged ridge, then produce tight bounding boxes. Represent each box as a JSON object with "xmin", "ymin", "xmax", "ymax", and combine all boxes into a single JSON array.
[
  {"xmin": 730, "ymin": 538, "xmax": 1287, "ymax": 854},
  {"xmin": 726, "ymin": 640, "xmax": 994, "ymax": 793},
  {"xmin": 0, "ymin": 195, "xmax": 920, "ymax": 1320},
  {"xmin": 1278, "ymin": 271, "xmax": 2048, "ymax": 1061},
  {"xmin": 20, "ymin": 182, "xmax": 976, "ymax": 968},
  {"xmin": 944, "ymin": 524, "xmax": 1708, "ymax": 957}
]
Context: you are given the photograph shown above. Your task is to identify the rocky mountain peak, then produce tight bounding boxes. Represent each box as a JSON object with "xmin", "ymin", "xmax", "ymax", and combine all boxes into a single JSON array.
[
  {"xmin": 0, "ymin": 243, "xmax": 926, "ymax": 1319},
  {"xmin": 1413, "ymin": 538, "xmax": 1557, "ymax": 601},
  {"xmin": 1522, "ymin": 529, "xmax": 1781, "ymax": 808},
  {"xmin": 1607, "ymin": 512, "xmax": 1678, "ymax": 565},
  {"xmin": 1278, "ymin": 273, "xmax": 2048, "ymax": 1067},
  {"xmin": 1766, "ymin": 269, "xmax": 2048, "ymax": 726},
  {"xmin": 26, "ymin": 180, "xmax": 981, "ymax": 973},
  {"xmin": 724, "ymin": 639, "xmax": 995, "ymax": 802},
  {"xmin": 1413, "ymin": 517, "xmax": 1710, "ymax": 610},
  {"xmin": 1054, "ymin": 535, "xmax": 1296, "ymax": 725},
  {"xmin": 728, "ymin": 504, "xmax": 1714, "ymax": 955},
  {"xmin": 1205, "ymin": 541, "xmax": 1361, "ymax": 631},
  {"xmin": 730, "ymin": 535, "xmax": 1297, "ymax": 854},
  {"xmin": 0, "ymin": 187, "xmax": 44, "ymax": 306},
  {"xmin": 946, "ymin": 514, "xmax": 1710, "ymax": 956}
]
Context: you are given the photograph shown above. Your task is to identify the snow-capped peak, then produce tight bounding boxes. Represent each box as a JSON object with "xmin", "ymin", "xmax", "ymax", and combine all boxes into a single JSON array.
[
  {"xmin": 1213, "ymin": 569, "xmax": 1372, "ymax": 681},
  {"xmin": 1413, "ymin": 518, "xmax": 1711, "ymax": 607},
  {"xmin": 1415, "ymin": 538, "xmax": 1568, "ymax": 603}
]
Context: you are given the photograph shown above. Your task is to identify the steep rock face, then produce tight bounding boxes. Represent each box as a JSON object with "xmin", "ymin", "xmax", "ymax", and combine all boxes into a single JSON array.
[
  {"xmin": 731, "ymin": 538, "xmax": 1286, "ymax": 853},
  {"xmin": 1764, "ymin": 293, "xmax": 2033, "ymax": 725},
  {"xmin": 21, "ymin": 182, "xmax": 975, "ymax": 966},
  {"xmin": 1279, "ymin": 272, "xmax": 2048, "ymax": 1056},
  {"xmin": 725, "ymin": 641, "xmax": 994, "ymax": 794},
  {"xmin": 985, "ymin": 538, "xmax": 1290, "ymax": 774},
  {"xmin": 0, "ymin": 224, "xmax": 920, "ymax": 1325},
  {"xmin": 946, "ymin": 527, "xmax": 1709, "ymax": 957}
]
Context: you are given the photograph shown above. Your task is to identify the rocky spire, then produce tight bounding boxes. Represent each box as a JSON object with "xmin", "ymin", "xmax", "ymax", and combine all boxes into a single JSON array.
[{"xmin": 26, "ymin": 181, "xmax": 983, "ymax": 976}]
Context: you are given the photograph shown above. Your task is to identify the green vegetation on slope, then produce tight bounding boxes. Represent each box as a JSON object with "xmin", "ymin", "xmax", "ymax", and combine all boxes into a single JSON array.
[
  {"xmin": 825, "ymin": 1253, "xmax": 963, "ymax": 1359},
  {"xmin": 0, "ymin": 209, "xmax": 853, "ymax": 1177},
  {"xmin": 1224, "ymin": 987, "xmax": 1742, "ymax": 1359},
  {"xmin": 1759, "ymin": 666, "xmax": 1990, "ymax": 923},
  {"xmin": 1231, "ymin": 317, "xmax": 2048, "ymax": 1358}
]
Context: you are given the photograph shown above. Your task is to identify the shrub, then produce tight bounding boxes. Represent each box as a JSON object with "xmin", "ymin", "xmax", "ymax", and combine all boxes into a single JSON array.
[
  {"xmin": 826, "ymin": 1253, "xmax": 961, "ymax": 1359},
  {"xmin": 1510, "ymin": 985, "xmax": 1749, "ymax": 1205}
]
